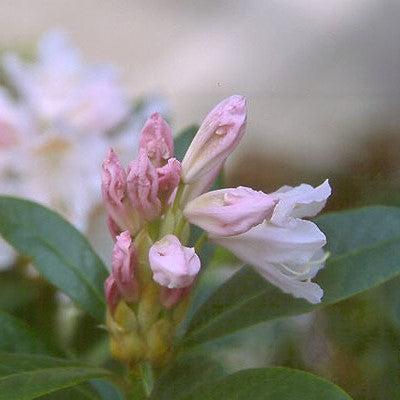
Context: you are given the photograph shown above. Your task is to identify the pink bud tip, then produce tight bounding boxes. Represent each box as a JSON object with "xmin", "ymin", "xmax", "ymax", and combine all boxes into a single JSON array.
[
  {"xmin": 149, "ymin": 234, "xmax": 201, "ymax": 289},
  {"xmin": 181, "ymin": 95, "xmax": 246, "ymax": 183},
  {"xmin": 139, "ymin": 112, "xmax": 174, "ymax": 167},
  {"xmin": 112, "ymin": 231, "xmax": 139, "ymax": 303},
  {"xmin": 184, "ymin": 186, "xmax": 276, "ymax": 237},
  {"xmin": 127, "ymin": 150, "xmax": 161, "ymax": 221}
]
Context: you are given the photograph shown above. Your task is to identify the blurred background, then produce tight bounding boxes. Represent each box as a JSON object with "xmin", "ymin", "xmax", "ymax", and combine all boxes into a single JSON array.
[{"xmin": 0, "ymin": 1, "xmax": 399, "ymax": 399}]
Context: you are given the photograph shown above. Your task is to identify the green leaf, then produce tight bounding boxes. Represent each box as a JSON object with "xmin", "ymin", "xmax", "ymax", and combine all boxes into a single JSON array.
[
  {"xmin": 0, "ymin": 271, "xmax": 39, "ymax": 313},
  {"xmin": 150, "ymin": 355, "xmax": 225, "ymax": 400},
  {"xmin": 0, "ymin": 311, "xmax": 48, "ymax": 354},
  {"xmin": 0, "ymin": 353, "xmax": 111, "ymax": 400},
  {"xmin": 90, "ymin": 379, "xmax": 125, "ymax": 400},
  {"xmin": 0, "ymin": 197, "xmax": 108, "ymax": 321},
  {"xmin": 174, "ymin": 125, "xmax": 198, "ymax": 161},
  {"xmin": 181, "ymin": 368, "xmax": 352, "ymax": 400},
  {"xmin": 184, "ymin": 206, "xmax": 400, "ymax": 346}
]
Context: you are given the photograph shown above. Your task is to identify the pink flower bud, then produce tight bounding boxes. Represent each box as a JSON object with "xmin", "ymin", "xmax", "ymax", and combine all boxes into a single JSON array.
[
  {"xmin": 157, "ymin": 157, "xmax": 181, "ymax": 200},
  {"xmin": 102, "ymin": 149, "xmax": 140, "ymax": 235},
  {"xmin": 112, "ymin": 231, "xmax": 139, "ymax": 303},
  {"xmin": 104, "ymin": 275, "xmax": 121, "ymax": 315},
  {"xmin": 107, "ymin": 216, "xmax": 120, "ymax": 240},
  {"xmin": 181, "ymin": 95, "xmax": 246, "ymax": 183},
  {"xmin": 139, "ymin": 112, "xmax": 174, "ymax": 167},
  {"xmin": 149, "ymin": 234, "xmax": 201, "ymax": 289},
  {"xmin": 159, "ymin": 286, "xmax": 191, "ymax": 309},
  {"xmin": 184, "ymin": 186, "xmax": 276, "ymax": 237},
  {"xmin": 127, "ymin": 150, "xmax": 161, "ymax": 221}
]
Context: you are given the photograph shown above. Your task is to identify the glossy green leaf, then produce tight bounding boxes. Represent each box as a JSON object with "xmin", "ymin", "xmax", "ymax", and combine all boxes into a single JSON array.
[
  {"xmin": 0, "ymin": 197, "xmax": 108, "ymax": 321},
  {"xmin": 174, "ymin": 125, "xmax": 198, "ymax": 161},
  {"xmin": 184, "ymin": 206, "xmax": 400, "ymax": 346},
  {"xmin": 182, "ymin": 368, "xmax": 352, "ymax": 400},
  {"xmin": 150, "ymin": 355, "xmax": 225, "ymax": 400},
  {"xmin": 0, "ymin": 311, "xmax": 48, "ymax": 354},
  {"xmin": 0, "ymin": 353, "xmax": 111, "ymax": 400}
]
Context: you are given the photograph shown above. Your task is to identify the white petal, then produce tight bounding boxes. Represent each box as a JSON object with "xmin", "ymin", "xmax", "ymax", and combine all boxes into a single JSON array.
[
  {"xmin": 271, "ymin": 179, "xmax": 331, "ymax": 225},
  {"xmin": 213, "ymin": 219, "xmax": 326, "ymax": 267},
  {"xmin": 254, "ymin": 263, "xmax": 324, "ymax": 304}
]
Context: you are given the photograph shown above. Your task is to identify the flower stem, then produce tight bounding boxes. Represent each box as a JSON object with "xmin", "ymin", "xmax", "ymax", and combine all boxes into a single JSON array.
[
  {"xmin": 140, "ymin": 361, "xmax": 154, "ymax": 398},
  {"xmin": 194, "ymin": 232, "xmax": 208, "ymax": 253}
]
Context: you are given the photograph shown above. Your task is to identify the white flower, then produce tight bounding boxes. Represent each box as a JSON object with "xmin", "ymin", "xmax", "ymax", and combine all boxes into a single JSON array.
[{"xmin": 209, "ymin": 181, "xmax": 331, "ymax": 304}]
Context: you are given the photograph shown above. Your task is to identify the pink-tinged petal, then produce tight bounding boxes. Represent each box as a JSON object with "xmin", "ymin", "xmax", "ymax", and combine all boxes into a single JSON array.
[
  {"xmin": 181, "ymin": 161, "xmax": 223, "ymax": 205},
  {"xmin": 212, "ymin": 219, "xmax": 326, "ymax": 303},
  {"xmin": 139, "ymin": 112, "xmax": 173, "ymax": 167},
  {"xmin": 112, "ymin": 231, "xmax": 139, "ymax": 303},
  {"xmin": 184, "ymin": 186, "xmax": 276, "ymax": 237},
  {"xmin": 104, "ymin": 275, "xmax": 121, "ymax": 314},
  {"xmin": 181, "ymin": 95, "xmax": 246, "ymax": 183},
  {"xmin": 157, "ymin": 157, "xmax": 181, "ymax": 198},
  {"xmin": 149, "ymin": 234, "xmax": 201, "ymax": 289},
  {"xmin": 271, "ymin": 180, "xmax": 331, "ymax": 226},
  {"xmin": 127, "ymin": 150, "xmax": 161, "ymax": 221}
]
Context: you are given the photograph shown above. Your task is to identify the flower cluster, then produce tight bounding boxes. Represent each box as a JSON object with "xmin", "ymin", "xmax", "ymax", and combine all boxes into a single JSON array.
[
  {"xmin": 0, "ymin": 30, "xmax": 164, "ymax": 267},
  {"xmin": 103, "ymin": 95, "xmax": 331, "ymax": 367}
]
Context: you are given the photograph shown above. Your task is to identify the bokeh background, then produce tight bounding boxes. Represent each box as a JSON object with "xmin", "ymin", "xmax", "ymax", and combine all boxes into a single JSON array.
[{"xmin": 0, "ymin": 1, "xmax": 399, "ymax": 399}]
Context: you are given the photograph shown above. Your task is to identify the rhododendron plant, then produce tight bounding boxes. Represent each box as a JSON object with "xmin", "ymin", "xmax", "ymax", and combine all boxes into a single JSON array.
[{"xmin": 101, "ymin": 95, "xmax": 331, "ymax": 370}]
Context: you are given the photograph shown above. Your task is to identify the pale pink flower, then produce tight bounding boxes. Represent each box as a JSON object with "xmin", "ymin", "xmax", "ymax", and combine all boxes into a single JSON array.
[
  {"xmin": 126, "ymin": 150, "xmax": 161, "ymax": 221},
  {"xmin": 139, "ymin": 112, "xmax": 174, "ymax": 167},
  {"xmin": 184, "ymin": 186, "xmax": 276, "ymax": 237},
  {"xmin": 181, "ymin": 95, "xmax": 246, "ymax": 183},
  {"xmin": 112, "ymin": 231, "xmax": 139, "ymax": 303},
  {"xmin": 149, "ymin": 234, "xmax": 201, "ymax": 289}
]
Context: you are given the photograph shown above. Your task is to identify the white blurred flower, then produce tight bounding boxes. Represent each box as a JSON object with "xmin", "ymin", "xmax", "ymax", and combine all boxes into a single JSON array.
[
  {"xmin": 0, "ymin": 30, "xmax": 167, "ymax": 268},
  {"xmin": 3, "ymin": 30, "xmax": 130, "ymax": 134}
]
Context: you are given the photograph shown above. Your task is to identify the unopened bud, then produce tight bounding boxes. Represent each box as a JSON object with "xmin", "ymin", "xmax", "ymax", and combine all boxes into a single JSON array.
[
  {"xmin": 112, "ymin": 231, "xmax": 139, "ymax": 303},
  {"xmin": 181, "ymin": 95, "xmax": 246, "ymax": 183},
  {"xmin": 102, "ymin": 149, "xmax": 140, "ymax": 236},
  {"xmin": 127, "ymin": 150, "xmax": 161, "ymax": 222},
  {"xmin": 139, "ymin": 112, "xmax": 173, "ymax": 167},
  {"xmin": 184, "ymin": 186, "xmax": 276, "ymax": 237},
  {"xmin": 149, "ymin": 234, "xmax": 201, "ymax": 289},
  {"xmin": 157, "ymin": 157, "xmax": 181, "ymax": 200}
]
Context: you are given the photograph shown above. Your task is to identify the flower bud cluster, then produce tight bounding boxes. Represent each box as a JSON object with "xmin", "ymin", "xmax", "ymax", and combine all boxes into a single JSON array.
[
  {"xmin": 103, "ymin": 112, "xmax": 196, "ymax": 366},
  {"xmin": 103, "ymin": 95, "xmax": 331, "ymax": 368}
]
